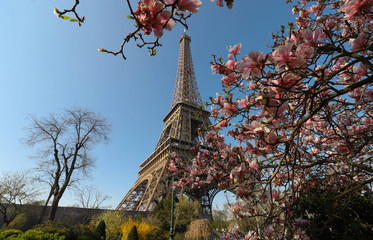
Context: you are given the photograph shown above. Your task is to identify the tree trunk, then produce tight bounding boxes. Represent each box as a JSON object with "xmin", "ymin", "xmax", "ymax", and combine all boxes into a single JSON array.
[
  {"xmin": 47, "ymin": 180, "xmax": 68, "ymax": 221},
  {"xmin": 47, "ymin": 196, "xmax": 61, "ymax": 221},
  {"xmin": 38, "ymin": 203, "xmax": 48, "ymax": 224},
  {"xmin": 38, "ymin": 189, "xmax": 54, "ymax": 224},
  {"xmin": 2, "ymin": 208, "xmax": 8, "ymax": 227}
]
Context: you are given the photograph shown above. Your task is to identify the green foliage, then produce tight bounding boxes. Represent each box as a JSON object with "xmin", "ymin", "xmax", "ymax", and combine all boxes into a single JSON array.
[
  {"xmin": 32, "ymin": 222, "xmax": 74, "ymax": 240},
  {"xmin": 95, "ymin": 220, "xmax": 106, "ymax": 240},
  {"xmin": 173, "ymin": 233, "xmax": 185, "ymax": 240},
  {"xmin": 145, "ymin": 228, "xmax": 167, "ymax": 240},
  {"xmin": 72, "ymin": 225, "xmax": 100, "ymax": 240},
  {"xmin": 153, "ymin": 195, "xmax": 200, "ymax": 233},
  {"xmin": 127, "ymin": 226, "xmax": 138, "ymax": 240},
  {"xmin": 89, "ymin": 211, "xmax": 125, "ymax": 240},
  {"xmin": 174, "ymin": 197, "xmax": 201, "ymax": 232},
  {"xmin": 18, "ymin": 230, "xmax": 64, "ymax": 240},
  {"xmin": 293, "ymin": 177, "xmax": 373, "ymax": 239},
  {"xmin": 32, "ymin": 221, "xmax": 99, "ymax": 240},
  {"xmin": 5, "ymin": 213, "xmax": 28, "ymax": 230},
  {"xmin": 153, "ymin": 195, "xmax": 174, "ymax": 232},
  {"xmin": 0, "ymin": 229, "xmax": 23, "ymax": 239},
  {"xmin": 0, "ymin": 229, "xmax": 64, "ymax": 240},
  {"xmin": 1, "ymin": 223, "xmax": 100, "ymax": 240},
  {"xmin": 210, "ymin": 209, "xmax": 230, "ymax": 233}
]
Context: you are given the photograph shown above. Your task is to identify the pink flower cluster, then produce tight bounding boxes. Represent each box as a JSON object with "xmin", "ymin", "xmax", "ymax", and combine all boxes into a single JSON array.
[{"xmin": 134, "ymin": 0, "xmax": 202, "ymax": 37}]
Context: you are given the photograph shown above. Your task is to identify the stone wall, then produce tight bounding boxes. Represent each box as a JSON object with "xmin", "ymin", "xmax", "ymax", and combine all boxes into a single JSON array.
[{"xmin": 0, "ymin": 205, "xmax": 150, "ymax": 231}]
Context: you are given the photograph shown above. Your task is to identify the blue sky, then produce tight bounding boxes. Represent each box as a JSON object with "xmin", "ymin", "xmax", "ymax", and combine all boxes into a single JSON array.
[{"xmin": 1, "ymin": 0, "xmax": 295, "ymax": 209}]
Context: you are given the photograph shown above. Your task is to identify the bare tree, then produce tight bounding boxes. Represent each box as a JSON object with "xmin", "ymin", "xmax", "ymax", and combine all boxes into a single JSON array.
[
  {"xmin": 74, "ymin": 185, "xmax": 111, "ymax": 224},
  {"xmin": 0, "ymin": 171, "xmax": 39, "ymax": 227},
  {"xmin": 24, "ymin": 106, "xmax": 110, "ymax": 222},
  {"xmin": 74, "ymin": 185, "xmax": 110, "ymax": 210}
]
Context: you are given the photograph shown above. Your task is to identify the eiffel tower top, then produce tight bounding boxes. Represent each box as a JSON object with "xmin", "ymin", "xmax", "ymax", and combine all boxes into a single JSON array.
[{"xmin": 170, "ymin": 33, "xmax": 202, "ymax": 109}]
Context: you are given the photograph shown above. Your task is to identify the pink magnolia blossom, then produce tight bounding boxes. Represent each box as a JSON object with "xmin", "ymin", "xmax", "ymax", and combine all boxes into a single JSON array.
[
  {"xmin": 169, "ymin": 161, "xmax": 177, "ymax": 172},
  {"xmin": 350, "ymin": 32, "xmax": 368, "ymax": 51},
  {"xmin": 211, "ymin": 64, "xmax": 221, "ymax": 73},
  {"xmin": 226, "ymin": 60, "xmax": 239, "ymax": 70},
  {"xmin": 216, "ymin": 119, "xmax": 229, "ymax": 128},
  {"xmin": 272, "ymin": 190, "xmax": 280, "ymax": 201},
  {"xmin": 239, "ymin": 51, "xmax": 266, "ymax": 79},
  {"xmin": 263, "ymin": 225, "xmax": 274, "ymax": 238},
  {"xmin": 302, "ymin": 28, "xmax": 321, "ymax": 46},
  {"xmin": 363, "ymin": 117, "xmax": 373, "ymax": 125},
  {"xmin": 340, "ymin": 0, "xmax": 373, "ymax": 19},
  {"xmin": 310, "ymin": 148, "xmax": 319, "ymax": 155},
  {"xmin": 236, "ymin": 186, "xmax": 248, "ymax": 196},
  {"xmin": 244, "ymin": 231, "xmax": 258, "ymax": 240},
  {"xmin": 148, "ymin": 0, "xmax": 164, "ymax": 13},
  {"xmin": 250, "ymin": 120, "xmax": 266, "ymax": 134},
  {"xmin": 222, "ymin": 102, "xmax": 237, "ymax": 115},
  {"xmin": 153, "ymin": 11, "xmax": 176, "ymax": 37},
  {"xmin": 228, "ymin": 43, "xmax": 242, "ymax": 55},
  {"xmin": 353, "ymin": 63, "xmax": 367, "ymax": 76},
  {"xmin": 157, "ymin": 11, "xmax": 176, "ymax": 31},
  {"xmin": 214, "ymin": 93, "xmax": 223, "ymax": 105},
  {"xmin": 211, "ymin": 0, "xmax": 224, "ymax": 7},
  {"xmin": 273, "ymin": 73, "xmax": 300, "ymax": 89},
  {"xmin": 178, "ymin": 0, "xmax": 202, "ymax": 13},
  {"xmin": 336, "ymin": 144, "xmax": 350, "ymax": 154},
  {"xmin": 249, "ymin": 160, "xmax": 259, "ymax": 171},
  {"xmin": 238, "ymin": 96, "xmax": 249, "ymax": 108},
  {"xmin": 268, "ymin": 131, "xmax": 279, "ymax": 144},
  {"xmin": 273, "ymin": 43, "xmax": 294, "ymax": 65}
]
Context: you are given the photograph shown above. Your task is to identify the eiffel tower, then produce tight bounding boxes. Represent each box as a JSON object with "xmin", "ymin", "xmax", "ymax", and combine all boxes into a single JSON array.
[{"xmin": 116, "ymin": 33, "xmax": 219, "ymax": 215}]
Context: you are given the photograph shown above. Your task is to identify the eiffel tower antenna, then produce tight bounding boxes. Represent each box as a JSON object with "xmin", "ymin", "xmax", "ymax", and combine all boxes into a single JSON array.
[
  {"xmin": 116, "ymin": 33, "xmax": 218, "ymax": 215},
  {"xmin": 171, "ymin": 32, "xmax": 202, "ymax": 109}
]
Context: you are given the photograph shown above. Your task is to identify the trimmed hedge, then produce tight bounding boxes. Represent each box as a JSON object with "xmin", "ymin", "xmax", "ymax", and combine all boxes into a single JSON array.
[
  {"xmin": 32, "ymin": 222, "xmax": 99, "ymax": 240},
  {"xmin": 127, "ymin": 226, "xmax": 139, "ymax": 240},
  {"xmin": 94, "ymin": 220, "xmax": 106, "ymax": 240},
  {"xmin": 0, "ymin": 229, "xmax": 64, "ymax": 240}
]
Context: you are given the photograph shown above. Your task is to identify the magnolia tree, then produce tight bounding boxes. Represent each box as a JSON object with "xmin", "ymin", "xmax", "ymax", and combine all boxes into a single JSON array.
[
  {"xmin": 54, "ymin": 0, "xmax": 373, "ymax": 239},
  {"xmin": 172, "ymin": 0, "xmax": 372, "ymax": 239}
]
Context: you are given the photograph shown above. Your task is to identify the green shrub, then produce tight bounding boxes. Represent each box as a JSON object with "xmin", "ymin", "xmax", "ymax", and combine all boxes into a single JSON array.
[
  {"xmin": 32, "ymin": 222, "xmax": 75, "ymax": 240},
  {"xmin": 73, "ymin": 225, "xmax": 100, "ymax": 240},
  {"xmin": 21, "ymin": 229, "xmax": 64, "ymax": 240},
  {"xmin": 127, "ymin": 226, "xmax": 139, "ymax": 240},
  {"xmin": 5, "ymin": 213, "xmax": 28, "ymax": 231},
  {"xmin": 95, "ymin": 220, "xmax": 106, "ymax": 240},
  {"xmin": 89, "ymin": 211, "xmax": 125, "ymax": 239},
  {"xmin": 0, "ymin": 229, "xmax": 23, "ymax": 239},
  {"xmin": 173, "ymin": 233, "xmax": 185, "ymax": 240},
  {"xmin": 293, "ymin": 176, "xmax": 373, "ymax": 239},
  {"xmin": 32, "ymin": 222, "xmax": 99, "ymax": 240},
  {"xmin": 0, "ymin": 229, "xmax": 64, "ymax": 240},
  {"xmin": 145, "ymin": 228, "xmax": 168, "ymax": 240}
]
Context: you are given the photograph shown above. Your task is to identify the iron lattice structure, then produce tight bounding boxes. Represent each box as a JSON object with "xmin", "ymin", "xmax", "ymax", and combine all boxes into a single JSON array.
[
  {"xmin": 116, "ymin": 33, "xmax": 219, "ymax": 216},
  {"xmin": 171, "ymin": 33, "xmax": 202, "ymax": 109}
]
